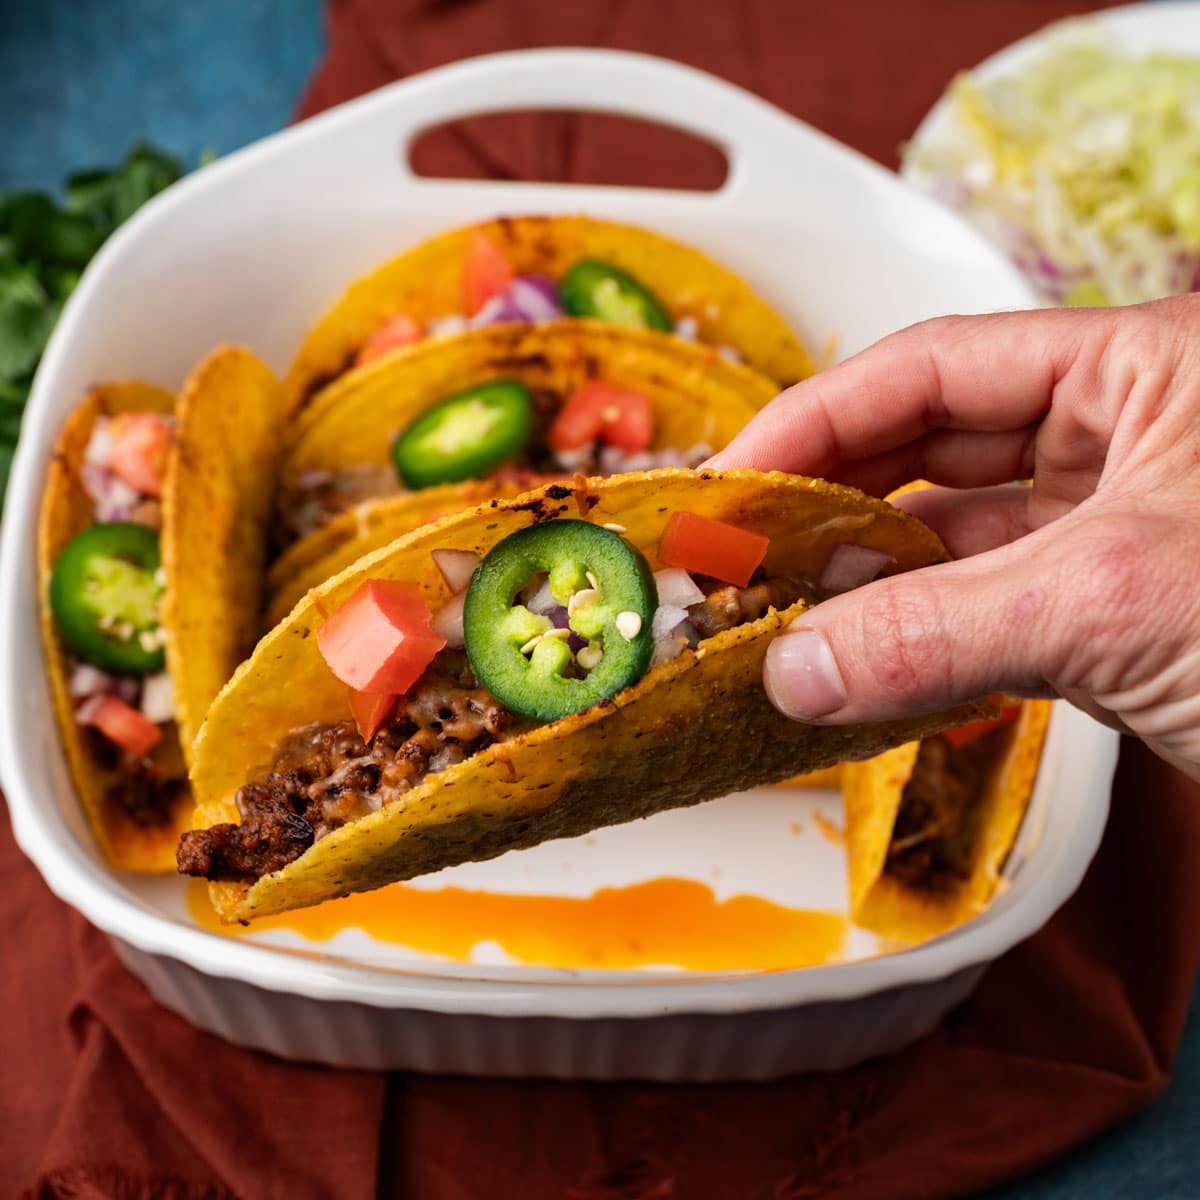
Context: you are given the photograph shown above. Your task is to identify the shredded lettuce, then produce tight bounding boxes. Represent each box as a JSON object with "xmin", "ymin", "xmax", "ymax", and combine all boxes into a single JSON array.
[{"xmin": 905, "ymin": 31, "xmax": 1200, "ymax": 306}]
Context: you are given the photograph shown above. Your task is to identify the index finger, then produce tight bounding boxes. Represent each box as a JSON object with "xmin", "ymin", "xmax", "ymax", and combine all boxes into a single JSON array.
[{"xmin": 707, "ymin": 308, "xmax": 1098, "ymax": 477}]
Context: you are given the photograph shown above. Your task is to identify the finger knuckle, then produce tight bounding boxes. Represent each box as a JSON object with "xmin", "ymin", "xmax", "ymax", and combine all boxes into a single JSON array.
[
  {"xmin": 1053, "ymin": 517, "xmax": 1153, "ymax": 650},
  {"xmin": 853, "ymin": 578, "xmax": 952, "ymax": 705}
]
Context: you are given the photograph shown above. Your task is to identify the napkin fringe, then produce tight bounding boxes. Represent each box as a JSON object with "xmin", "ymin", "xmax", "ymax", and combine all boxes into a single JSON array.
[{"xmin": 26, "ymin": 1165, "xmax": 236, "ymax": 1200}]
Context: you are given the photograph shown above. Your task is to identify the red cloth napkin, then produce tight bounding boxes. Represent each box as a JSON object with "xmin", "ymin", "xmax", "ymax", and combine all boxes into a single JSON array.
[{"xmin": 10, "ymin": 1, "xmax": 1200, "ymax": 1196}]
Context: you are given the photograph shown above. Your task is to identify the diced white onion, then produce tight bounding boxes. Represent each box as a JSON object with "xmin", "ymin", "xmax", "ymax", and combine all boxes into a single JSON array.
[
  {"xmin": 80, "ymin": 464, "xmax": 140, "ymax": 522},
  {"xmin": 74, "ymin": 694, "xmax": 107, "ymax": 724},
  {"xmin": 140, "ymin": 671, "xmax": 176, "ymax": 723},
  {"xmin": 82, "ymin": 419, "xmax": 113, "ymax": 467},
  {"xmin": 552, "ymin": 445, "xmax": 593, "ymax": 471},
  {"xmin": 673, "ymin": 315, "xmax": 699, "ymax": 341},
  {"xmin": 426, "ymin": 314, "xmax": 469, "ymax": 338},
  {"xmin": 432, "ymin": 548, "xmax": 480, "ymax": 594},
  {"xmin": 653, "ymin": 567, "xmax": 704, "ymax": 610},
  {"xmin": 432, "ymin": 592, "xmax": 466, "ymax": 648},
  {"xmin": 818, "ymin": 544, "xmax": 894, "ymax": 593},
  {"xmin": 68, "ymin": 662, "xmax": 117, "ymax": 698}
]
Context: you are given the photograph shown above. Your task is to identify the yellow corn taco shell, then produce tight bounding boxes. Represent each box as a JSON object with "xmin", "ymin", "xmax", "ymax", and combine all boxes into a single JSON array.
[
  {"xmin": 39, "ymin": 348, "xmax": 286, "ymax": 872},
  {"xmin": 39, "ymin": 382, "xmax": 190, "ymax": 871},
  {"xmin": 162, "ymin": 346, "xmax": 285, "ymax": 757},
  {"xmin": 284, "ymin": 215, "xmax": 814, "ymax": 411},
  {"xmin": 270, "ymin": 323, "xmax": 779, "ymax": 622},
  {"xmin": 843, "ymin": 700, "xmax": 1052, "ymax": 943},
  {"xmin": 266, "ymin": 481, "xmax": 536, "ymax": 628},
  {"xmin": 189, "ymin": 468, "xmax": 994, "ymax": 923},
  {"xmin": 281, "ymin": 321, "xmax": 776, "ymax": 495},
  {"xmin": 779, "ymin": 766, "xmax": 843, "ymax": 790}
]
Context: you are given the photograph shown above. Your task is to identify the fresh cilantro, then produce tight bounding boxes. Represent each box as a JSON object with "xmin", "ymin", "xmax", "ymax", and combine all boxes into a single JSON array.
[{"xmin": 0, "ymin": 142, "xmax": 185, "ymax": 508}]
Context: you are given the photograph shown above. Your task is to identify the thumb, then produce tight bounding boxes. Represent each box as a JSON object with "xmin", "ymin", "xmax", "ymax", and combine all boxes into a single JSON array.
[{"xmin": 764, "ymin": 537, "xmax": 1067, "ymax": 724}]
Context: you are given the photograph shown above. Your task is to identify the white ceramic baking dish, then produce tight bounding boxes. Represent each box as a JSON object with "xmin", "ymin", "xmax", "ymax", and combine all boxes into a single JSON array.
[{"xmin": 0, "ymin": 49, "xmax": 1119, "ymax": 1080}]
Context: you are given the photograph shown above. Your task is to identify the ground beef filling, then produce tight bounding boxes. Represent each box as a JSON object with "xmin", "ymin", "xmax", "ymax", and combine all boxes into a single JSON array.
[
  {"xmin": 277, "ymin": 386, "xmax": 712, "ymax": 544},
  {"xmin": 177, "ymin": 572, "xmax": 806, "ymax": 885},
  {"xmin": 690, "ymin": 573, "xmax": 816, "ymax": 639},
  {"xmin": 177, "ymin": 650, "xmax": 525, "ymax": 883},
  {"xmin": 885, "ymin": 727, "xmax": 1010, "ymax": 891}
]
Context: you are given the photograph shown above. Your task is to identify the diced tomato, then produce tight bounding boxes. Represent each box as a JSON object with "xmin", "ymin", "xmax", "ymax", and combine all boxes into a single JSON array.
[
  {"xmin": 941, "ymin": 704, "xmax": 1021, "ymax": 751},
  {"xmin": 463, "ymin": 231, "xmax": 515, "ymax": 316},
  {"xmin": 549, "ymin": 381, "xmax": 654, "ymax": 453},
  {"xmin": 79, "ymin": 693, "xmax": 163, "ymax": 756},
  {"xmin": 356, "ymin": 314, "xmax": 423, "ymax": 366},
  {"xmin": 349, "ymin": 688, "xmax": 398, "ymax": 741},
  {"xmin": 107, "ymin": 412, "xmax": 173, "ymax": 497},
  {"xmin": 658, "ymin": 512, "xmax": 768, "ymax": 588},
  {"xmin": 317, "ymin": 580, "xmax": 446, "ymax": 695}
]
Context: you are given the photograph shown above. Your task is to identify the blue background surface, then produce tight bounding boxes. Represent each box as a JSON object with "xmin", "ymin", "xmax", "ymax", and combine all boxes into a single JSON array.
[{"xmin": 1, "ymin": 1, "xmax": 1196, "ymax": 1195}]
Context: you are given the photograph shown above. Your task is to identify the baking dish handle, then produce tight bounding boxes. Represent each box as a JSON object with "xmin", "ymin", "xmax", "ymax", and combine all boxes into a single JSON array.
[{"xmin": 351, "ymin": 48, "xmax": 808, "ymax": 196}]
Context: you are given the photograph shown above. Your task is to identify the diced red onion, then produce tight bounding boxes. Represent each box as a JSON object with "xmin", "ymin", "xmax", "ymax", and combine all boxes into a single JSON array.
[
  {"xmin": 651, "ymin": 604, "xmax": 688, "ymax": 641},
  {"xmin": 432, "ymin": 548, "xmax": 480, "ymax": 593},
  {"xmin": 432, "ymin": 591, "xmax": 466, "ymax": 648},
  {"xmin": 469, "ymin": 275, "xmax": 564, "ymax": 328},
  {"xmin": 508, "ymin": 275, "xmax": 563, "ymax": 321},
  {"xmin": 652, "ymin": 639, "xmax": 688, "ymax": 667},
  {"xmin": 525, "ymin": 578, "xmax": 558, "ymax": 616},
  {"xmin": 74, "ymin": 694, "xmax": 107, "ymax": 724},
  {"xmin": 549, "ymin": 605, "xmax": 587, "ymax": 652},
  {"xmin": 140, "ymin": 671, "xmax": 176, "ymax": 723},
  {"xmin": 818, "ymin": 544, "xmax": 894, "ymax": 593},
  {"xmin": 114, "ymin": 677, "xmax": 140, "ymax": 703},
  {"xmin": 83, "ymin": 419, "xmax": 113, "ymax": 467},
  {"xmin": 80, "ymin": 463, "xmax": 140, "ymax": 522},
  {"xmin": 468, "ymin": 293, "xmax": 523, "ymax": 328},
  {"xmin": 653, "ymin": 567, "xmax": 704, "ymax": 610}
]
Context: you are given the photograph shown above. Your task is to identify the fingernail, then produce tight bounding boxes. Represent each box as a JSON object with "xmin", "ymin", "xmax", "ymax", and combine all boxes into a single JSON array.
[{"xmin": 765, "ymin": 627, "xmax": 847, "ymax": 720}]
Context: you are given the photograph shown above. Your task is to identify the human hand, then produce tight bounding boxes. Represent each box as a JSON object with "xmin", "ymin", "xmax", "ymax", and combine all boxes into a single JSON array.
[{"xmin": 707, "ymin": 295, "xmax": 1200, "ymax": 780}]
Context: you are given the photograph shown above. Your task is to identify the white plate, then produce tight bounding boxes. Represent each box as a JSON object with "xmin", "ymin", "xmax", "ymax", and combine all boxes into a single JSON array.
[
  {"xmin": 902, "ymin": 1, "xmax": 1200, "ymax": 293},
  {"xmin": 0, "ymin": 49, "xmax": 1118, "ymax": 1079}
]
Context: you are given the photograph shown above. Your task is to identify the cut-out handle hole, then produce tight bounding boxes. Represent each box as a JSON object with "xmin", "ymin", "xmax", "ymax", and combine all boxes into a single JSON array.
[{"xmin": 407, "ymin": 110, "xmax": 729, "ymax": 192}]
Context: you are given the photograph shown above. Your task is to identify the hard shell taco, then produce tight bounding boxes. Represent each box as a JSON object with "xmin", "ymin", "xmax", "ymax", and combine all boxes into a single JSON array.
[
  {"xmin": 284, "ymin": 214, "xmax": 815, "ymax": 411},
  {"xmin": 38, "ymin": 347, "xmax": 283, "ymax": 872},
  {"xmin": 270, "ymin": 322, "xmax": 778, "ymax": 621},
  {"xmin": 178, "ymin": 468, "xmax": 995, "ymax": 923},
  {"xmin": 842, "ymin": 699, "xmax": 1051, "ymax": 942}
]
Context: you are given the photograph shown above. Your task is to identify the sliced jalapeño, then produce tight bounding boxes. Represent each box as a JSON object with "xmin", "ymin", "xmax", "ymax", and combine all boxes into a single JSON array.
[
  {"xmin": 49, "ymin": 522, "xmax": 165, "ymax": 674},
  {"xmin": 463, "ymin": 520, "xmax": 656, "ymax": 721},
  {"xmin": 392, "ymin": 379, "xmax": 534, "ymax": 490}
]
